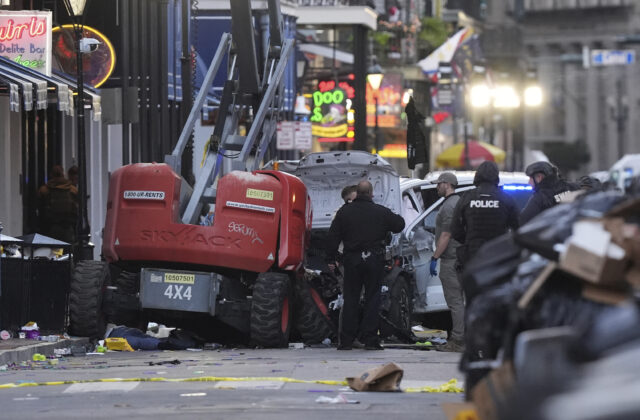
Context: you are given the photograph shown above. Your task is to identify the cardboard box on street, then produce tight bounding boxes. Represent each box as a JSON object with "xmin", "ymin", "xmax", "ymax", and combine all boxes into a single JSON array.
[{"xmin": 559, "ymin": 220, "xmax": 628, "ymax": 285}]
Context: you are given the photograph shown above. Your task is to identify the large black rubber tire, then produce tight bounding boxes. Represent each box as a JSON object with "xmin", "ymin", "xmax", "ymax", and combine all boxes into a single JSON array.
[
  {"xmin": 380, "ymin": 275, "xmax": 413, "ymax": 339},
  {"xmin": 294, "ymin": 280, "xmax": 336, "ymax": 344},
  {"xmin": 69, "ymin": 261, "xmax": 109, "ymax": 339},
  {"xmin": 109, "ymin": 270, "xmax": 145, "ymax": 329},
  {"xmin": 250, "ymin": 272, "xmax": 292, "ymax": 348}
]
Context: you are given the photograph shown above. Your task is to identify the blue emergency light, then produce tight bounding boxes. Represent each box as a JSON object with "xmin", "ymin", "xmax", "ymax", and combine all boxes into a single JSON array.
[{"xmin": 502, "ymin": 184, "xmax": 533, "ymax": 191}]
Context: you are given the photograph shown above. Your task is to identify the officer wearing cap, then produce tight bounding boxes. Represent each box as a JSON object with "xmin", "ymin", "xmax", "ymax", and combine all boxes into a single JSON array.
[
  {"xmin": 451, "ymin": 161, "xmax": 519, "ymax": 272},
  {"xmin": 326, "ymin": 180, "xmax": 405, "ymax": 350},
  {"xmin": 429, "ymin": 172, "xmax": 465, "ymax": 352},
  {"xmin": 520, "ymin": 161, "xmax": 578, "ymax": 225}
]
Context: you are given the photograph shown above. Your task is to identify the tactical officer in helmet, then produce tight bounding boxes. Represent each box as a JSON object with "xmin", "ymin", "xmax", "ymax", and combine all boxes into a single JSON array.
[
  {"xmin": 519, "ymin": 161, "xmax": 578, "ymax": 225},
  {"xmin": 450, "ymin": 161, "xmax": 519, "ymax": 270}
]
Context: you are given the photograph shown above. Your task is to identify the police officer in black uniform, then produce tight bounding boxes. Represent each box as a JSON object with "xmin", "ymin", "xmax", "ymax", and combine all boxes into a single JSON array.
[
  {"xmin": 519, "ymin": 161, "xmax": 578, "ymax": 225},
  {"xmin": 326, "ymin": 180, "xmax": 405, "ymax": 350},
  {"xmin": 451, "ymin": 161, "xmax": 519, "ymax": 271}
]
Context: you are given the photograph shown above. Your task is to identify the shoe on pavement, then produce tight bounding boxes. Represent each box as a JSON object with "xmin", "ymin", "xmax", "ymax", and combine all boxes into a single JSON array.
[
  {"xmin": 436, "ymin": 340, "xmax": 464, "ymax": 353},
  {"xmin": 364, "ymin": 342, "xmax": 384, "ymax": 350},
  {"xmin": 353, "ymin": 339, "xmax": 365, "ymax": 349}
]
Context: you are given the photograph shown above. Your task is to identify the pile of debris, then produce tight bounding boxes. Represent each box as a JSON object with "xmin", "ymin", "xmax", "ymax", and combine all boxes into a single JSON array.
[{"xmin": 459, "ymin": 190, "xmax": 640, "ymax": 420}]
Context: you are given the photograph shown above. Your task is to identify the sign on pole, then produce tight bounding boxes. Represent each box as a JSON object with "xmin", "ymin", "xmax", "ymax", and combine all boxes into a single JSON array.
[
  {"xmin": 584, "ymin": 47, "xmax": 636, "ymax": 68},
  {"xmin": 276, "ymin": 121, "xmax": 295, "ymax": 150},
  {"xmin": 295, "ymin": 121, "xmax": 312, "ymax": 150}
]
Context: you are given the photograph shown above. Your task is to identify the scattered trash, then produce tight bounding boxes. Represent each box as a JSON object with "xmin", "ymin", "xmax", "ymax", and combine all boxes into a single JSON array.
[
  {"xmin": 32, "ymin": 353, "xmax": 46, "ymax": 362},
  {"xmin": 0, "ymin": 365, "xmax": 7, "ymax": 371},
  {"xmin": 105, "ymin": 337, "xmax": 135, "ymax": 352},
  {"xmin": 38, "ymin": 335, "xmax": 59, "ymax": 342},
  {"xmin": 148, "ymin": 359, "xmax": 181, "ymax": 366},
  {"xmin": 203, "ymin": 343, "xmax": 222, "ymax": 350},
  {"xmin": 21, "ymin": 322, "xmax": 40, "ymax": 340},
  {"xmin": 18, "ymin": 332, "xmax": 26, "ymax": 339},
  {"xmin": 0, "ymin": 330, "xmax": 11, "ymax": 340},
  {"xmin": 315, "ymin": 393, "xmax": 359, "ymax": 404},
  {"xmin": 412, "ymin": 325, "xmax": 425, "ymax": 332},
  {"xmin": 321, "ymin": 338, "xmax": 332, "ymax": 346},
  {"xmin": 54, "ymin": 348, "xmax": 71, "ymax": 356},
  {"xmin": 288, "ymin": 342, "xmax": 304, "ymax": 349},
  {"xmin": 48, "ymin": 359, "xmax": 58, "ymax": 366},
  {"xmin": 346, "ymin": 362, "xmax": 404, "ymax": 392},
  {"xmin": 186, "ymin": 348, "xmax": 203, "ymax": 352},
  {"xmin": 96, "ymin": 340, "xmax": 106, "ymax": 353},
  {"xmin": 180, "ymin": 392, "xmax": 207, "ymax": 397}
]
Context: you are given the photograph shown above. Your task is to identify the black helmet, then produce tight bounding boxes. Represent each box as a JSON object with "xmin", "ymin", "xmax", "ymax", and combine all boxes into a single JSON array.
[
  {"xmin": 525, "ymin": 161, "xmax": 555, "ymax": 177},
  {"xmin": 578, "ymin": 175, "xmax": 602, "ymax": 191}
]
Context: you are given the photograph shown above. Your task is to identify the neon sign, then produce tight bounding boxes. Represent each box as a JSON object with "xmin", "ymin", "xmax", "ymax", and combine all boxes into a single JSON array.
[
  {"xmin": 0, "ymin": 11, "xmax": 52, "ymax": 75},
  {"xmin": 52, "ymin": 25, "xmax": 116, "ymax": 88},
  {"xmin": 366, "ymin": 72, "xmax": 404, "ymax": 128},
  {"xmin": 0, "ymin": 17, "xmax": 46, "ymax": 41},
  {"xmin": 311, "ymin": 78, "xmax": 355, "ymax": 141}
]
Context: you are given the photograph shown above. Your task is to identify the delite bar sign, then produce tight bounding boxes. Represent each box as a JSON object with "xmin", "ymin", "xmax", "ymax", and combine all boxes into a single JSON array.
[
  {"xmin": 0, "ymin": 11, "xmax": 52, "ymax": 75},
  {"xmin": 123, "ymin": 190, "xmax": 165, "ymax": 200}
]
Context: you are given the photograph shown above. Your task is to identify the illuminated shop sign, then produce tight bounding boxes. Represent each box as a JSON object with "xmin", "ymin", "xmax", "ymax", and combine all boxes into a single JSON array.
[
  {"xmin": 366, "ymin": 72, "xmax": 404, "ymax": 128},
  {"xmin": 310, "ymin": 79, "xmax": 355, "ymax": 142},
  {"xmin": 52, "ymin": 25, "xmax": 116, "ymax": 88},
  {"xmin": 0, "ymin": 11, "xmax": 52, "ymax": 75}
]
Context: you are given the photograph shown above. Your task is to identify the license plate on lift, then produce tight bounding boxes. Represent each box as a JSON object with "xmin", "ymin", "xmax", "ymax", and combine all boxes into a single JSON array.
[{"xmin": 140, "ymin": 268, "xmax": 221, "ymax": 315}]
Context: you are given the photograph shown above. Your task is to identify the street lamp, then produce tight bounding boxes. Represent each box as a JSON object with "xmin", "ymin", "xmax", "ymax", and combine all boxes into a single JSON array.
[
  {"xmin": 524, "ymin": 85, "xmax": 543, "ymax": 107},
  {"xmin": 367, "ymin": 64, "xmax": 384, "ymax": 153},
  {"xmin": 63, "ymin": 0, "xmax": 93, "ymax": 261}
]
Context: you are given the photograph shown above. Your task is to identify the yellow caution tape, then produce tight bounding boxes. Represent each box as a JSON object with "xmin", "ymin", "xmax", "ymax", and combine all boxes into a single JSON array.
[
  {"xmin": 404, "ymin": 378, "xmax": 464, "ymax": 393},
  {"xmin": 0, "ymin": 375, "xmax": 461, "ymax": 393}
]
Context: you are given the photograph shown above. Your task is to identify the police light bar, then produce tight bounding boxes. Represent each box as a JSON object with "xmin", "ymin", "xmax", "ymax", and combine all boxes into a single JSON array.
[{"xmin": 502, "ymin": 184, "xmax": 533, "ymax": 191}]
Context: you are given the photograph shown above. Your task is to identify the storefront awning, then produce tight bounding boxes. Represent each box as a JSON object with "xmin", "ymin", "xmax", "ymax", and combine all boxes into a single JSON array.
[{"xmin": 0, "ymin": 56, "xmax": 100, "ymax": 120}]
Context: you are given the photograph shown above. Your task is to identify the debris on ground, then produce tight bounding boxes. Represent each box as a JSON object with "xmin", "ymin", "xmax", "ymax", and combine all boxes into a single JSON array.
[
  {"xmin": 346, "ymin": 362, "xmax": 403, "ymax": 392},
  {"xmin": 315, "ymin": 393, "xmax": 359, "ymax": 404}
]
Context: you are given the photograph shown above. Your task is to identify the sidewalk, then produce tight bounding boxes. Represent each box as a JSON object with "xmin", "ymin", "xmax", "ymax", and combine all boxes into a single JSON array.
[{"xmin": 0, "ymin": 337, "xmax": 89, "ymax": 365}]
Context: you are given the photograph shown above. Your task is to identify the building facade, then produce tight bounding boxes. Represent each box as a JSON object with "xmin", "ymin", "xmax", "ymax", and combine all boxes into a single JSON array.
[{"xmin": 498, "ymin": 0, "xmax": 639, "ymax": 173}]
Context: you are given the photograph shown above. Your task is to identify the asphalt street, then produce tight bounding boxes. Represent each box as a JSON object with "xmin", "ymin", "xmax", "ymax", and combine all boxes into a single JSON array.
[{"xmin": 0, "ymin": 345, "xmax": 465, "ymax": 419}]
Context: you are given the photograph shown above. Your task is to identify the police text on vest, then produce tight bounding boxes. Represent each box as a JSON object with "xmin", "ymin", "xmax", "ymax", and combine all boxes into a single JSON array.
[{"xmin": 470, "ymin": 200, "xmax": 500, "ymax": 208}]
